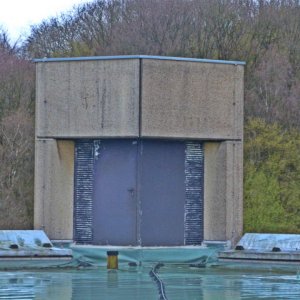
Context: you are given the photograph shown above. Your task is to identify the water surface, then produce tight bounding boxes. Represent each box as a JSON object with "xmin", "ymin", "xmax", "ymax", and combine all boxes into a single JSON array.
[{"xmin": 0, "ymin": 265, "xmax": 299, "ymax": 299}]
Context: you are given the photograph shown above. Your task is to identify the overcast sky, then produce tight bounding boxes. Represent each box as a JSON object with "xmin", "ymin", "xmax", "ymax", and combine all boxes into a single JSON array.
[{"xmin": 0, "ymin": 0, "xmax": 90, "ymax": 43}]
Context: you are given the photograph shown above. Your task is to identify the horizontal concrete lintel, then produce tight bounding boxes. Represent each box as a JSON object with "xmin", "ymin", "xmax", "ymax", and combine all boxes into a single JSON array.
[
  {"xmin": 36, "ymin": 135, "xmax": 242, "ymax": 142},
  {"xmin": 36, "ymin": 135, "xmax": 140, "ymax": 140},
  {"xmin": 137, "ymin": 135, "xmax": 243, "ymax": 141},
  {"xmin": 34, "ymin": 55, "xmax": 245, "ymax": 66}
]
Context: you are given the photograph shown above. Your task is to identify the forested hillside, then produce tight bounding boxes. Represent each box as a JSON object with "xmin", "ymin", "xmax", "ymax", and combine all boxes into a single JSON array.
[
  {"xmin": 0, "ymin": 32, "xmax": 35, "ymax": 228},
  {"xmin": 0, "ymin": 0, "xmax": 299, "ymax": 232}
]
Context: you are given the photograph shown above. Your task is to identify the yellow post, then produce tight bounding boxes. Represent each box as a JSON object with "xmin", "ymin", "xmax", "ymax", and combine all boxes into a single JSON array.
[{"xmin": 107, "ymin": 251, "xmax": 119, "ymax": 269}]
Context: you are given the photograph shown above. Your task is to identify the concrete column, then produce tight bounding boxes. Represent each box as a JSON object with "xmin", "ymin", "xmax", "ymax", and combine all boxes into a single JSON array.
[
  {"xmin": 225, "ymin": 141, "xmax": 243, "ymax": 245},
  {"xmin": 34, "ymin": 139, "xmax": 74, "ymax": 240},
  {"xmin": 204, "ymin": 142, "xmax": 227, "ymax": 241},
  {"xmin": 204, "ymin": 141, "xmax": 243, "ymax": 245}
]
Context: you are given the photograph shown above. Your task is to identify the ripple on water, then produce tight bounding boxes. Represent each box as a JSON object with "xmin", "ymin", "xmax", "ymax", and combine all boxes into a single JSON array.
[{"xmin": 0, "ymin": 267, "xmax": 300, "ymax": 300}]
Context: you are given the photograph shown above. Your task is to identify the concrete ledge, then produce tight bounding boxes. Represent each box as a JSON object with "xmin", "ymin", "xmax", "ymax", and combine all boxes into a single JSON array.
[
  {"xmin": 234, "ymin": 233, "xmax": 300, "ymax": 252},
  {"xmin": 0, "ymin": 230, "xmax": 72, "ymax": 270},
  {"xmin": 219, "ymin": 250, "xmax": 300, "ymax": 263},
  {"xmin": 219, "ymin": 233, "xmax": 300, "ymax": 265}
]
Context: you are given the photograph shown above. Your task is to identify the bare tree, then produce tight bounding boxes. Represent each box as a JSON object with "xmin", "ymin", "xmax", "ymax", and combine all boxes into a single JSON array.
[
  {"xmin": 0, "ymin": 109, "xmax": 34, "ymax": 228},
  {"xmin": 0, "ymin": 40, "xmax": 35, "ymax": 228}
]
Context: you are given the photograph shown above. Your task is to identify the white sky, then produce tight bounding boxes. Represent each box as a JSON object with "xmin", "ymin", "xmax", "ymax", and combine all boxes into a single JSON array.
[{"xmin": 0, "ymin": 0, "xmax": 90, "ymax": 43}]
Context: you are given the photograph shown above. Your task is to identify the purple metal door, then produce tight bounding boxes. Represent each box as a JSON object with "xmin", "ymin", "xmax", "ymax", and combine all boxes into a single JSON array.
[
  {"xmin": 92, "ymin": 140, "xmax": 137, "ymax": 245},
  {"xmin": 139, "ymin": 140, "xmax": 186, "ymax": 246},
  {"xmin": 75, "ymin": 139, "xmax": 203, "ymax": 246}
]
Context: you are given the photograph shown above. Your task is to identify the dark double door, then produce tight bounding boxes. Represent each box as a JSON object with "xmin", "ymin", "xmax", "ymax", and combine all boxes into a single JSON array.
[{"xmin": 74, "ymin": 139, "xmax": 204, "ymax": 246}]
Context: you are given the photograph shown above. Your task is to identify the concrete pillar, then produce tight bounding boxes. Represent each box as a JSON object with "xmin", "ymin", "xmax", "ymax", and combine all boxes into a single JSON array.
[
  {"xmin": 204, "ymin": 141, "xmax": 243, "ymax": 245},
  {"xmin": 34, "ymin": 139, "xmax": 74, "ymax": 240}
]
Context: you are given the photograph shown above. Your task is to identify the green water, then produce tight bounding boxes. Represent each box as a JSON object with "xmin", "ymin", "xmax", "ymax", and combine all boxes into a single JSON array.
[{"xmin": 0, "ymin": 265, "xmax": 300, "ymax": 299}]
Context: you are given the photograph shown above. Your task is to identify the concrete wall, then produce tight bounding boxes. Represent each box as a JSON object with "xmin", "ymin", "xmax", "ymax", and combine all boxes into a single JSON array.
[
  {"xmin": 34, "ymin": 139, "xmax": 74, "ymax": 240},
  {"xmin": 36, "ymin": 59, "xmax": 140, "ymax": 138},
  {"xmin": 36, "ymin": 58, "xmax": 243, "ymax": 140},
  {"xmin": 204, "ymin": 141, "xmax": 243, "ymax": 245},
  {"xmin": 141, "ymin": 59, "xmax": 243, "ymax": 139}
]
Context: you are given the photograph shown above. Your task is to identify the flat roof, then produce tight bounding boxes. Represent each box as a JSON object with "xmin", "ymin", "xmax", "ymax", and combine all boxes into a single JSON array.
[{"xmin": 34, "ymin": 55, "xmax": 245, "ymax": 65}]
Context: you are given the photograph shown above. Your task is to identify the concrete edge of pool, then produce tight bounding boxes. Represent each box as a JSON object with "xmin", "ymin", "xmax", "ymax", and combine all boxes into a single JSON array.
[
  {"xmin": 0, "ymin": 239, "xmax": 227, "ymax": 270},
  {"xmin": 1, "ymin": 232, "xmax": 300, "ymax": 272}
]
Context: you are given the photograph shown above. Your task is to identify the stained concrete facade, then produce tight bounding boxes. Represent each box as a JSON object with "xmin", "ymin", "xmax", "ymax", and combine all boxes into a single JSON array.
[
  {"xmin": 34, "ymin": 55, "xmax": 244, "ymax": 245},
  {"xmin": 34, "ymin": 140, "xmax": 74, "ymax": 239},
  {"xmin": 204, "ymin": 142, "xmax": 243, "ymax": 245},
  {"xmin": 141, "ymin": 59, "xmax": 243, "ymax": 139},
  {"xmin": 36, "ymin": 59, "xmax": 140, "ymax": 138}
]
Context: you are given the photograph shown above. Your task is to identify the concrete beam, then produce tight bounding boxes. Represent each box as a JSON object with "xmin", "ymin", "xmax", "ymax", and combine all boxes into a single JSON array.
[
  {"xmin": 36, "ymin": 59, "xmax": 140, "ymax": 138},
  {"xmin": 141, "ymin": 59, "xmax": 243, "ymax": 140}
]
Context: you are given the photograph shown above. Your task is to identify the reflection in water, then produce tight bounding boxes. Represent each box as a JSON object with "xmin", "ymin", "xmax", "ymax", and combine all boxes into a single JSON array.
[
  {"xmin": 107, "ymin": 270, "xmax": 119, "ymax": 288},
  {"xmin": 0, "ymin": 266, "xmax": 300, "ymax": 299},
  {"xmin": 159, "ymin": 266, "xmax": 300, "ymax": 299}
]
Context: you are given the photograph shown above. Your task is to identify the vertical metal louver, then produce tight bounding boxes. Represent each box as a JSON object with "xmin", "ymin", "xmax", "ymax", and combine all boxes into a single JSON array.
[
  {"xmin": 184, "ymin": 142, "xmax": 204, "ymax": 245},
  {"xmin": 74, "ymin": 140, "xmax": 98, "ymax": 244}
]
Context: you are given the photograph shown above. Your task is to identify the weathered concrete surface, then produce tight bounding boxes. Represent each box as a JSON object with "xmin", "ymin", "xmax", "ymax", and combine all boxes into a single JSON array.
[
  {"xmin": 34, "ymin": 139, "xmax": 74, "ymax": 240},
  {"xmin": 34, "ymin": 56, "xmax": 244, "ymax": 244},
  {"xmin": 204, "ymin": 141, "xmax": 243, "ymax": 244},
  {"xmin": 141, "ymin": 59, "xmax": 243, "ymax": 139},
  {"xmin": 36, "ymin": 59, "xmax": 140, "ymax": 138},
  {"xmin": 36, "ymin": 58, "xmax": 244, "ymax": 141},
  {"xmin": 225, "ymin": 141, "xmax": 243, "ymax": 245},
  {"xmin": 204, "ymin": 142, "xmax": 226, "ymax": 241}
]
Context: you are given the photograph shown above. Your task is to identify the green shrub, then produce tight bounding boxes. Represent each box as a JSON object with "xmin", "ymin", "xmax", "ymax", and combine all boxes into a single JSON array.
[{"xmin": 244, "ymin": 118, "xmax": 300, "ymax": 233}]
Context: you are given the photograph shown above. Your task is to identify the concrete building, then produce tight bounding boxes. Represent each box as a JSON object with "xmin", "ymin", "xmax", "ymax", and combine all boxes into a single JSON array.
[{"xmin": 34, "ymin": 55, "xmax": 244, "ymax": 247}]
